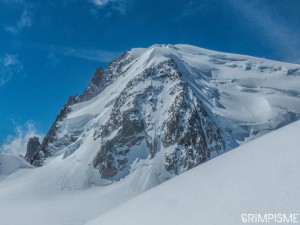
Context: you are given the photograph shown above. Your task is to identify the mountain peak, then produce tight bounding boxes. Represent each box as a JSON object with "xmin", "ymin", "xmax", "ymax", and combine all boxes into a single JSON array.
[{"xmin": 24, "ymin": 44, "xmax": 300, "ymax": 184}]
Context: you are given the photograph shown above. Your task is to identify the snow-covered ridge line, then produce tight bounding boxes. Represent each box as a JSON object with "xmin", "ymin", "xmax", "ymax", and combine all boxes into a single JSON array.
[{"xmin": 132, "ymin": 44, "xmax": 300, "ymax": 67}]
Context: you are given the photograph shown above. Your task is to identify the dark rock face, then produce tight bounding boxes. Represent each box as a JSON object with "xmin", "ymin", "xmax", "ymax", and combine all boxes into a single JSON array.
[
  {"xmin": 79, "ymin": 52, "xmax": 133, "ymax": 102},
  {"xmin": 92, "ymin": 59, "xmax": 225, "ymax": 179},
  {"xmin": 29, "ymin": 97, "xmax": 74, "ymax": 166},
  {"xmin": 162, "ymin": 87, "xmax": 225, "ymax": 174},
  {"xmin": 93, "ymin": 109, "xmax": 145, "ymax": 179},
  {"xmin": 287, "ymin": 68, "xmax": 300, "ymax": 76},
  {"xmin": 25, "ymin": 137, "xmax": 41, "ymax": 164},
  {"xmin": 80, "ymin": 67, "xmax": 105, "ymax": 102}
]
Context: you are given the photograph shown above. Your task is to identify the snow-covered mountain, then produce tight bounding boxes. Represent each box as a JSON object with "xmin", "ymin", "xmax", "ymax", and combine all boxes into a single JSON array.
[
  {"xmin": 27, "ymin": 44, "xmax": 300, "ymax": 183},
  {"xmin": 0, "ymin": 44, "xmax": 300, "ymax": 225}
]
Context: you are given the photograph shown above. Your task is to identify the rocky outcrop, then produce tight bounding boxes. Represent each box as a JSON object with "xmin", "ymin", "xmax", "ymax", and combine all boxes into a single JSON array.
[
  {"xmin": 93, "ymin": 108, "xmax": 146, "ymax": 179},
  {"xmin": 29, "ymin": 96, "xmax": 75, "ymax": 166},
  {"xmin": 162, "ymin": 86, "xmax": 224, "ymax": 174},
  {"xmin": 79, "ymin": 67, "xmax": 105, "ymax": 102},
  {"xmin": 79, "ymin": 52, "xmax": 133, "ymax": 102},
  {"xmin": 25, "ymin": 137, "xmax": 41, "ymax": 164}
]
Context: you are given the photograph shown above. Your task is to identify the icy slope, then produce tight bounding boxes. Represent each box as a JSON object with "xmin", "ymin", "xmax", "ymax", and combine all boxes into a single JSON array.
[{"xmin": 86, "ymin": 119, "xmax": 300, "ymax": 225}]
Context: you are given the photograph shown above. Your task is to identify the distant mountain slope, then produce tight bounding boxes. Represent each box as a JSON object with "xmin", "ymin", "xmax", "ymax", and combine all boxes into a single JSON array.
[
  {"xmin": 27, "ymin": 44, "xmax": 300, "ymax": 184},
  {"xmin": 85, "ymin": 119, "xmax": 300, "ymax": 225}
]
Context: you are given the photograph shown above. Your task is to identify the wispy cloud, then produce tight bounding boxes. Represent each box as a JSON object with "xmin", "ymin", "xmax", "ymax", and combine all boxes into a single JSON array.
[
  {"xmin": 0, "ymin": 0, "xmax": 24, "ymax": 4},
  {"xmin": 0, "ymin": 122, "xmax": 44, "ymax": 156},
  {"xmin": 227, "ymin": 0, "xmax": 300, "ymax": 63},
  {"xmin": 91, "ymin": 0, "xmax": 110, "ymax": 7},
  {"xmin": 89, "ymin": 0, "xmax": 129, "ymax": 14},
  {"xmin": 0, "ymin": 54, "xmax": 23, "ymax": 87},
  {"xmin": 26, "ymin": 43, "xmax": 121, "ymax": 63},
  {"xmin": 175, "ymin": 1, "xmax": 211, "ymax": 20},
  {"xmin": 5, "ymin": 9, "xmax": 32, "ymax": 33},
  {"xmin": 46, "ymin": 49, "xmax": 62, "ymax": 68},
  {"xmin": 52, "ymin": 45, "xmax": 120, "ymax": 62}
]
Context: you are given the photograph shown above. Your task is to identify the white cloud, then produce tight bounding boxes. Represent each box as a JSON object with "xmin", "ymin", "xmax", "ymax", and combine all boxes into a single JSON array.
[
  {"xmin": 91, "ymin": 0, "xmax": 110, "ymax": 7},
  {"xmin": 5, "ymin": 9, "xmax": 32, "ymax": 34},
  {"xmin": 0, "ymin": 122, "xmax": 44, "ymax": 156},
  {"xmin": 89, "ymin": 0, "xmax": 129, "ymax": 14},
  {"xmin": 0, "ymin": 54, "xmax": 23, "ymax": 87},
  {"xmin": 175, "ymin": 1, "xmax": 210, "ymax": 21}
]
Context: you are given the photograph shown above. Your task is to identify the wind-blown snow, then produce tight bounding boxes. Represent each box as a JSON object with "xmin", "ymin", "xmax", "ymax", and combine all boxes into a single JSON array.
[
  {"xmin": 0, "ymin": 123, "xmax": 43, "ymax": 155},
  {"xmin": 86, "ymin": 119, "xmax": 300, "ymax": 225}
]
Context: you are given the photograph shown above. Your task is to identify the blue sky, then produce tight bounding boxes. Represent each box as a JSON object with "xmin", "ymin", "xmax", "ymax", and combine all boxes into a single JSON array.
[{"xmin": 0, "ymin": 0, "xmax": 299, "ymax": 147}]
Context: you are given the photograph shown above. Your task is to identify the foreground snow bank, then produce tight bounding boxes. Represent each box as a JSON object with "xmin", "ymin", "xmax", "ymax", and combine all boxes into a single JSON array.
[{"xmin": 86, "ymin": 119, "xmax": 300, "ymax": 225}]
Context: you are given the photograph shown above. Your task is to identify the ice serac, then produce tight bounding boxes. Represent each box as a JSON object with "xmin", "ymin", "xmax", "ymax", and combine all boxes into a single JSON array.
[{"xmin": 27, "ymin": 44, "xmax": 300, "ymax": 182}]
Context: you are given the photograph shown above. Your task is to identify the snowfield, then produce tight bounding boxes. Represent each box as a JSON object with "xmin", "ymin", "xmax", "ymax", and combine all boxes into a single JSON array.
[
  {"xmin": 85, "ymin": 119, "xmax": 300, "ymax": 225},
  {"xmin": 0, "ymin": 119, "xmax": 299, "ymax": 225}
]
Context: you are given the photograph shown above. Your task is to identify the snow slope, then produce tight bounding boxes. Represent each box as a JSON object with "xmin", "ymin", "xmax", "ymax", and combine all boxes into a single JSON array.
[
  {"xmin": 0, "ymin": 154, "xmax": 163, "ymax": 225},
  {"xmin": 86, "ymin": 119, "xmax": 300, "ymax": 225}
]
